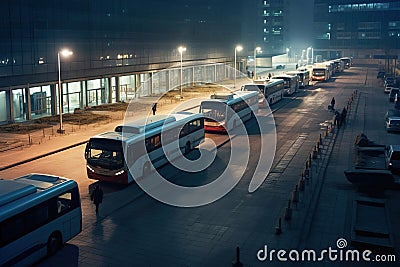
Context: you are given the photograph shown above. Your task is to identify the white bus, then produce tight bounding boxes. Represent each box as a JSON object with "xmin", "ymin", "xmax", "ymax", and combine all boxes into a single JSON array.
[
  {"xmin": 312, "ymin": 66, "xmax": 329, "ymax": 81},
  {"xmin": 85, "ymin": 112, "xmax": 205, "ymax": 184},
  {"xmin": 199, "ymin": 91, "xmax": 259, "ymax": 133},
  {"xmin": 272, "ymin": 74, "xmax": 298, "ymax": 96},
  {"xmin": 241, "ymin": 79, "xmax": 284, "ymax": 107},
  {"xmin": 285, "ymin": 70, "xmax": 310, "ymax": 88},
  {"xmin": 340, "ymin": 57, "xmax": 352, "ymax": 69},
  {"xmin": 0, "ymin": 174, "xmax": 82, "ymax": 267},
  {"xmin": 297, "ymin": 65, "xmax": 314, "ymax": 81}
]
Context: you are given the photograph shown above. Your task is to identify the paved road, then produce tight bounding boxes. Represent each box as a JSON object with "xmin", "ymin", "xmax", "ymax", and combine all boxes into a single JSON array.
[
  {"xmin": 33, "ymin": 68, "xmax": 360, "ymax": 266},
  {"xmin": 5, "ymin": 65, "xmax": 397, "ymax": 266}
]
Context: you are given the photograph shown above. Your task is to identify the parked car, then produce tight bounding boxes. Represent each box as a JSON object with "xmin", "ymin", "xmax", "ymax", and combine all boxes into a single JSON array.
[
  {"xmin": 384, "ymin": 76, "xmax": 395, "ymax": 87},
  {"xmin": 385, "ymin": 109, "xmax": 400, "ymax": 132},
  {"xmin": 387, "ymin": 145, "xmax": 400, "ymax": 172},
  {"xmin": 377, "ymin": 71, "xmax": 385, "ymax": 79},
  {"xmin": 395, "ymin": 94, "xmax": 400, "ymax": 109},
  {"xmin": 389, "ymin": 88, "xmax": 399, "ymax": 102}
]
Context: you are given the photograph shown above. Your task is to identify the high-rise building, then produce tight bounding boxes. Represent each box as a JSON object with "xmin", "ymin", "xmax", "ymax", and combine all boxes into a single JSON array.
[
  {"xmin": 313, "ymin": 0, "xmax": 400, "ymax": 59},
  {"xmin": 260, "ymin": 0, "xmax": 286, "ymax": 54}
]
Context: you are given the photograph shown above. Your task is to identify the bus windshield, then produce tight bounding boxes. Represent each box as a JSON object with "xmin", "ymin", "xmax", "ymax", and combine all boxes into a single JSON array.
[
  {"xmin": 200, "ymin": 101, "xmax": 226, "ymax": 122},
  {"xmin": 86, "ymin": 138, "xmax": 124, "ymax": 170},
  {"xmin": 313, "ymin": 69, "xmax": 325, "ymax": 76}
]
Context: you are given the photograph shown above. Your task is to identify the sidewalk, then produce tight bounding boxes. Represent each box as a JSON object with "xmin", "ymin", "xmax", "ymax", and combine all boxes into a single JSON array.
[
  {"xmin": 297, "ymin": 78, "xmax": 400, "ymax": 266},
  {"xmin": 0, "ymin": 85, "xmax": 232, "ymax": 171}
]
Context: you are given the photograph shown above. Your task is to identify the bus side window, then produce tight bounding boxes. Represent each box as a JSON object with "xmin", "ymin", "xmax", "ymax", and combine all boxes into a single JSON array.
[{"xmin": 57, "ymin": 192, "xmax": 72, "ymax": 214}]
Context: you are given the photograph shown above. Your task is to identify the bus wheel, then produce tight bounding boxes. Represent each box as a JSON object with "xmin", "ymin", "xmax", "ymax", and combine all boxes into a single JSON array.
[
  {"xmin": 184, "ymin": 141, "xmax": 191, "ymax": 154},
  {"xmin": 47, "ymin": 232, "xmax": 62, "ymax": 256},
  {"xmin": 143, "ymin": 162, "xmax": 151, "ymax": 176}
]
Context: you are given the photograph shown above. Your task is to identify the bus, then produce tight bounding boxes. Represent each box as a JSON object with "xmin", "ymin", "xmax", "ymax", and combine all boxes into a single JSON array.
[
  {"xmin": 0, "ymin": 174, "xmax": 82, "ymax": 267},
  {"xmin": 285, "ymin": 70, "xmax": 310, "ymax": 88},
  {"xmin": 312, "ymin": 66, "xmax": 329, "ymax": 81},
  {"xmin": 340, "ymin": 57, "xmax": 352, "ymax": 69},
  {"xmin": 272, "ymin": 74, "xmax": 298, "ymax": 96},
  {"xmin": 297, "ymin": 65, "xmax": 314, "ymax": 81},
  {"xmin": 241, "ymin": 78, "xmax": 284, "ymax": 107},
  {"xmin": 333, "ymin": 59, "xmax": 344, "ymax": 73},
  {"xmin": 199, "ymin": 91, "xmax": 259, "ymax": 133},
  {"xmin": 85, "ymin": 112, "xmax": 205, "ymax": 184}
]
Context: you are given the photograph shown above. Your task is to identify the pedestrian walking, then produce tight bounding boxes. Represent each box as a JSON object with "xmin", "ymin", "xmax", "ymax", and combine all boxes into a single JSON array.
[
  {"xmin": 330, "ymin": 97, "xmax": 336, "ymax": 111},
  {"xmin": 341, "ymin": 107, "xmax": 347, "ymax": 125},
  {"xmin": 268, "ymin": 73, "xmax": 272, "ymax": 79},
  {"xmin": 90, "ymin": 185, "xmax": 103, "ymax": 214},
  {"xmin": 334, "ymin": 111, "xmax": 341, "ymax": 128},
  {"xmin": 152, "ymin": 102, "xmax": 157, "ymax": 115}
]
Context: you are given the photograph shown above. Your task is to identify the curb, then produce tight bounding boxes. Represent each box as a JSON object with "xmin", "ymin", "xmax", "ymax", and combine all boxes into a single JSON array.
[{"xmin": 0, "ymin": 140, "xmax": 88, "ymax": 172}]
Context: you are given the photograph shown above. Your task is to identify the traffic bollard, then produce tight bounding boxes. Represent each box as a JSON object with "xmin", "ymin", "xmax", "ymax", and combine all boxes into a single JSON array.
[
  {"xmin": 232, "ymin": 246, "xmax": 243, "ymax": 267},
  {"xmin": 284, "ymin": 199, "xmax": 292, "ymax": 221},
  {"xmin": 275, "ymin": 217, "xmax": 282, "ymax": 235}
]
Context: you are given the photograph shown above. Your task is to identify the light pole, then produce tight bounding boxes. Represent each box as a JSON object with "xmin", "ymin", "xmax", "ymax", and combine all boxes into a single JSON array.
[
  {"xmin": 234, "ymin": 45, "xmax": 243, "ymax": 88},
  {"xmin": 253, "ymin": 47, "xmax": 262, "ymax": 80},
  {"xmin": 178, "ymin": 46, "xmax": 186, "ymax": 98},
  {"xmin": 57, "ymin": 49, "xmax": 73, "ymax": 134}
]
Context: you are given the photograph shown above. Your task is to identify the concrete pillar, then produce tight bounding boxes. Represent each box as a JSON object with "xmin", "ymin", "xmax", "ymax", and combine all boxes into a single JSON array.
[
  {"xmin": 115, "ymin": 76, "xmax": 120, "ymax": 102},
  {"xmin": 25, "ymin": 87, "xmax": 32, "ymax": 120},
  {"xmin": 50, "ymin": 84, "xmax": 57, "ymax": 115},
  {"xmin": 6, "ymin": 89, "xmax": 14, "ymax": 124},
  {"xmin": 167, "ymin": 70, "xmax": 171, "ymax": 91},
  {"xmin": 107, "ymin": 77, "xmax": 112, "ymax": 103},
  {"xmin": 149, "ymin": 72, "xmax": 153, "ymax": 95},
  {"xmin": 84, "ymin": 80, "xmax": 89, "ymax": 107}
]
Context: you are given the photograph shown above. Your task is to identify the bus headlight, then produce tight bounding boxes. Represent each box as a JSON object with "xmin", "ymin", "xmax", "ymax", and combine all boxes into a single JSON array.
[
  {"xmin": 87, "ymin": 165, "xmax": 95, "ymax": 172},
  {"xmin": 115, "ymin": 170, "xmax": 125, "ymax": 176}
]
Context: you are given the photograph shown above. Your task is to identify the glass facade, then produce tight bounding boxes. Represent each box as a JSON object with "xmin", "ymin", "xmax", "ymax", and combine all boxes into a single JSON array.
[{"xmin": 314, "ymin": 0, "xmax": 400, "ymax": 51}]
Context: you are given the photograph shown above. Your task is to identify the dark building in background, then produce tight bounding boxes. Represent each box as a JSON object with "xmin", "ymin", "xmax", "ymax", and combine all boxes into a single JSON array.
[
  {"xmin": 261, "ymin": 0, "xmax": 286, "ymax": 54},
  {"xmin": 313, "ymin": 0, "xmax": 400, "ymax": 59},
  {"xmin": 0, "ymin": 0, "xmax": 246, "ymax": 82},
  {"xmin": 0, "ymin": 0, "xmax": 254, "ymax": 124}
]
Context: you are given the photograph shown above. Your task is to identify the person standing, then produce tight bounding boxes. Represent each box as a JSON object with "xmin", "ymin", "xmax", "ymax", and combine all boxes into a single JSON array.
[
  {"xmin": 330, "ymin": 97, "xmax": 336, "ymax": 111},
  {"xmin": 91, "ymin": 185, "xmax": 103, "ymax": 215},
  {"xmin": 152, "ymin": 102, "xmax": 157, "ymax": 115},
  {"xmin": 341, "ymin": 107, "xmax": 347, "ymax": 126}
]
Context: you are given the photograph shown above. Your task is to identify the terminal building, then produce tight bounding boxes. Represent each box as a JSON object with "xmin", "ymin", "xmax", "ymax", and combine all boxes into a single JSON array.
[
  {"xmin": 0, "ymin": 1, "xmax": 253, "ymax": 124},
  {"xmin": 313, "ymin": 0, "xmax": 400, "ymax": 59}
]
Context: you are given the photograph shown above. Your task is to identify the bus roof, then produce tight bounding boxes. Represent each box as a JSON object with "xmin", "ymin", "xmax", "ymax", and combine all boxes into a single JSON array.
[
  {"xmin": 273, "ymin": 74, "xmax": 297, "ymax": 79},
  {"xmin": 206, "ymin": 91, "xmax": 258, "ymax": 103},
  {"xmin": 266, "ymin": 78, "xmax": 284, "ymax": 87},
  {"xmin": 0, "ymin": 174, "xmax": 78, "ymax": 220},
  {"xmin": 115, "ymin": 115, "xmax": 176, "ymax": 134},
  {"xmin": 89, "ymin": 112, "xmax": 204, "ymax": 145}
]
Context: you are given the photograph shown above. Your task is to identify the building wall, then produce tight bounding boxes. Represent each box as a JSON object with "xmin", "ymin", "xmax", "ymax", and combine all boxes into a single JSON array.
[
  {"xmin": 0, "ymin": 0, "xmax": 249, "ymax": 89},
  {"xmin": 313, "ymin": 0, "xmax": 400, "ymax": 54}
]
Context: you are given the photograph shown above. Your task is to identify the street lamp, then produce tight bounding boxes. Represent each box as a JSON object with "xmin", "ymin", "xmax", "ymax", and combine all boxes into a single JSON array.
[
  {"xmin": 57, "ymin": 49, "xmax": 73, "ymax": 134},
  {"xmin": 253, "ymin": 47, "xmax": 262, "ymax": 80},
  {"xmin": 178, "ymin": 46, "xmax": 186, "ymax": 98},
  {"xmin": 234, "ymin": 45, "xmax": 243, "ymax": 88}
]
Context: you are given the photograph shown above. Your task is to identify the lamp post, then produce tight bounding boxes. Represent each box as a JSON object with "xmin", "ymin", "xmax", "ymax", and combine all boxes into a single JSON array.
[
  {"xmin": 253, "ymin": 47, "xmax": 262, "ymax": 80},
  {"xmin": 234, "ymin": 45, "xmax": 243, "ymax": 88},
  {"xmin": 57, "ymin": 49, "xmax": 73, "ymax": 134},
  {"xmin": 178, "ymin": 46, "xmax": 186, "ymax": 98}
]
